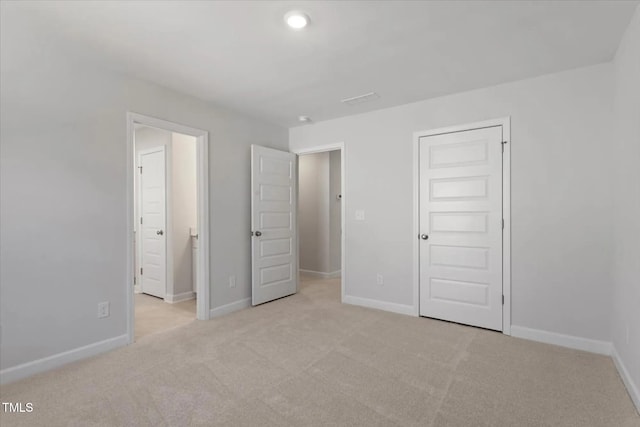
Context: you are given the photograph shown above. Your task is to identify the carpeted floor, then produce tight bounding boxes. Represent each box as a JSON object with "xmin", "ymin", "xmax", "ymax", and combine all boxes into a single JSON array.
[
  {"xmin": 135, "ymin": 293, "xmax": 196, "ymax": 340},
  {"xmin": 1, "ymin": 277, "xmax": 638, "ymax": 426}
]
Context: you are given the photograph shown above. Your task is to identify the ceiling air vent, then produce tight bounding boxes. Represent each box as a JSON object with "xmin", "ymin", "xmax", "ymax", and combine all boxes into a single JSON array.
[{"xmin": 340, "ymin": 92, "xmax": 380, "ymax": 106}]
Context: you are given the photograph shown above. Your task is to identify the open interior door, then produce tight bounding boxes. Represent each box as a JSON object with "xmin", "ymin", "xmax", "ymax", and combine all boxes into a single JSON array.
[
  {"xmin": 251, "ymin": 145, "xmax": 298, "ymax": 305},
  {"xmin": 139, "ymin": 147, "xmax": 167, "ymax": 299}
]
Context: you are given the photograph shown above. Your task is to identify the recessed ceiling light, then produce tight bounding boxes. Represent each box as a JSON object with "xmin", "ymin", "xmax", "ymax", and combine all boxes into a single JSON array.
[
  {"xmin": 298, "ymin": 115, "xmax": 312, "ymax": 123},
  {"xmin": 285, "ymin": 11, "xmax": 309, "ymax": 30}
]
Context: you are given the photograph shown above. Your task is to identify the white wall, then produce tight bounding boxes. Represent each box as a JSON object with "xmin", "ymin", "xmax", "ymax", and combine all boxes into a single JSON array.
[
  {"xmin": 611, "ymin": 6, "xmax": 640, "ymax": 405},
  {"xmin": 170, "ymin": 132, "xmax": 197, "ymax": 297},
  {"xmin": 290, "ymin": 63, "xmax": 614, "ymax": 342},
  {"xmin": 135, "ymin": 125, "xmax": 171, "ymax": 152},
  {"xmin": 0, "ymin": 14, "xmax": 287, "ymax": 374}
]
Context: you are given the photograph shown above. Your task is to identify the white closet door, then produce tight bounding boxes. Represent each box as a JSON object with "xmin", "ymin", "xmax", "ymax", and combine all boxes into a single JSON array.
[{"xmin": 419, "ymin": 126, "xmax": 503, "ymax": 331}]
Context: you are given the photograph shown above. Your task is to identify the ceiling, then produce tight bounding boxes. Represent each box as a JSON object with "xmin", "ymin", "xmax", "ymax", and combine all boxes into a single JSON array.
[{"xmin": 3, "ymin": 1, "xmax": 638, "ymax": 127}]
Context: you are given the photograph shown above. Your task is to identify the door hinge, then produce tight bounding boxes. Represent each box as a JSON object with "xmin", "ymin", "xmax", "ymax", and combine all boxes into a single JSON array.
[
  {"xmin": 502, "ymin": 219, "xmax": 504, "ymax": 229},
  {"xmin": 138, "ymin": 166, "xmax": 143, "ymax": 174},
  {"xmin": 133, "ymin": 276, "xmax": 136, "ymax": 285},
  {"xmin": 502, "ymin": 295, "xmax": 505, "ymax": 305},
  {"xmin": 140, "ymin": 267, "xmax": 143, "ymax": 275},
  {"xmin": 140, "ymin": 217, "xmax": 143, "ymax": 225}
]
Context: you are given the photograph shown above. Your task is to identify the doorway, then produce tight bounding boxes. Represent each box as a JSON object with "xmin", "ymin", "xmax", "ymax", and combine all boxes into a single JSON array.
[
  {"xmin": 293, "ymin": 144, "xmax": 346, "ymax": 302},
  {"xmin": 126, "ymin": 113, "xmax": 210, "ymax": 343},
  {"xmin": 413, "ymin": 118, "xmax": 511, "ymax": 334},
  {"xmin": 297, "ymin": 150, "xmax": 342, "ymax": 298},
  {"xmin": 133, "ymin": 125, "xmax": 197, "ymax": 339}
]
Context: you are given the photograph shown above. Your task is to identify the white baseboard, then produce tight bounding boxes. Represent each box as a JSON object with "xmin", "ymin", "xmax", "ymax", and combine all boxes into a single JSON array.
[
  {"xmin": 612, "ymin": 346, "xmax": 640, "ymax": 413},
  {"xmin": 0, "ymin": 334, "xmax": 128, "ymax": 385},
  {"xmin": 343, "ymin": 295, "xmax": 415, "ymax": 316},
  {"xmin": 510, "ymin": 325, "xmax": 612, "ymax": 355},
  {"xmin": 209, "ymin": 297, "xmax": 251, "ymax": 318},
  {"xmin": 300, "ymin": 269, "xmax": 342, "ymax": 279},
  {"xmin": 165, "ymin": 291, "xmax": 195, "ymax": 304}
]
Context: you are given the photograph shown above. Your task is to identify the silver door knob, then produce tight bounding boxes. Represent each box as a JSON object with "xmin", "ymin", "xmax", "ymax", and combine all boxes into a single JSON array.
[
  {"xmin": 420, "ymin": 234, "xmax": 429, "ymax": 240},
  {"xmin": 254, "ymin": 231, "xmax": 262, "ymax": 237},
  {"xmin": 157, "ymin": 230, "xmax": 164, "ymax": 236}
]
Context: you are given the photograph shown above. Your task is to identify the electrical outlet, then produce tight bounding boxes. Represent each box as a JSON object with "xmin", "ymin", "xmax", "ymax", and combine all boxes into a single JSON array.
[
  {"xmin": 376, "ymin": 274, "xmax": 384, "ymax": 285},
  {"xmin": 355, "ymin": 210, "xmax": 365, "ymax": 221},
  {"xmin": 97, "ymin": 301, "xmax": 110, "ymax": 319},
  {"xmin": 229, "ymin": 275, "xmax": 236, "ymax": 288}
]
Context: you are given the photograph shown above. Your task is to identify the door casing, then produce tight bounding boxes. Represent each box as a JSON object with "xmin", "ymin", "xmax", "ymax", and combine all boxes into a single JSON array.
[
  {"xmin": 126, "ymin": 112, "xmax": 210, "ymax": 344},
  {"xmin": 413, "ymin": 118, "xmax": 511, "ymax": 335}
]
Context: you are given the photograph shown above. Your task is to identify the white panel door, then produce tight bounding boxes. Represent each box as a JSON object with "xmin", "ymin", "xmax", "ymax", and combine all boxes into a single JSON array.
[
  {"xmin": 419, "ymin": 126, "xmax": 503, "ymax": 330},
  {"xmin": 139, "ymin": 148, "xmax": 166, "ymax": 299},
  {"xmin": 251, "ymin": 145, "xmax": 297, "ymax": 306}
]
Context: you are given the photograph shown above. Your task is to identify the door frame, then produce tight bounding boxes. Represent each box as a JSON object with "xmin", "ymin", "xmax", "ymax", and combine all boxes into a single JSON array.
[
  {"xmin": 291, "ymin": 143, "xmax": 346, "ymax": 303},
  {"xmin": 413, "ymin": 117, "xmax": 511, "ymax": 335},
  {"xmin": 136, "ymin": 146, "xmax": 167, "ymax": 298},
  {"xmin": 126, "ymin": 112, "xmax": 210, "ymax": 344}
]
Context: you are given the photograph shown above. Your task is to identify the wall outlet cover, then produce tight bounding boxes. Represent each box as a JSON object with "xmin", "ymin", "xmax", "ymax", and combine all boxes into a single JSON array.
[{"xmin": 97, "ymin": 301, "xmax": 110, "ymax": 318}]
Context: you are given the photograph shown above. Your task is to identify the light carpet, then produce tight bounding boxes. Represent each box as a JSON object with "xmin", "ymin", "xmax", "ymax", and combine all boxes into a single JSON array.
[
  {"xmin": 135, "ymin": 293, "xmax": 196, "ymax": 340},
  {"xmin": 1, "ymin": 277, "xmax": 638, "ymax": 426}
]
